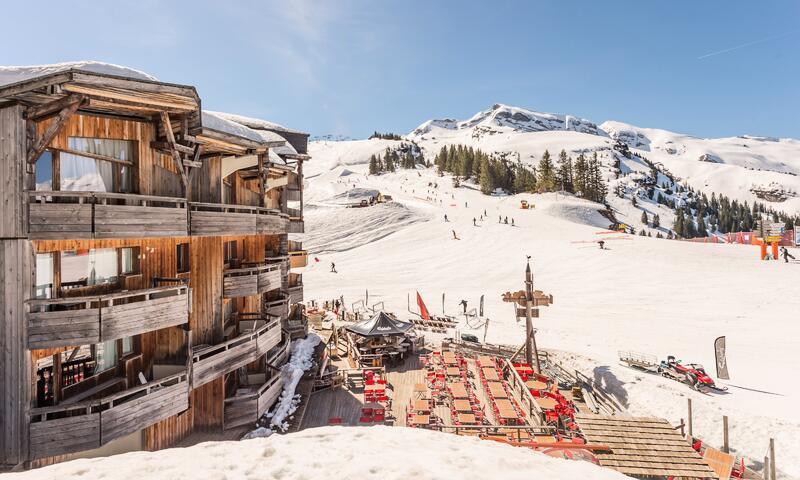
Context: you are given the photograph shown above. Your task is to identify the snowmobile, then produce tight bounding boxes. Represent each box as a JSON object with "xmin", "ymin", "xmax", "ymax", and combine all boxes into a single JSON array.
[{"xmin": 658, "ymin": 356, "xmax": 727, "ymax": 392}]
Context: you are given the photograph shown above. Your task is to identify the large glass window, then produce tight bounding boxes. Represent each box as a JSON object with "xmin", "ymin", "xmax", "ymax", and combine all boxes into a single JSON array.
[
  {"xmin": 35, "ymin": 151, "xmax": 54, "ymax": 191},
  {"xmin": 59, "ymin": 137, "xmax": 134, "ymax": 193},
  {"xmin": 94, "ymin": 340, "xmax": 118, "ymax": 372},
  {"xmin": 34, "ymin": 253, "xmax": 54, "ymax": 299},
  {"xmin": 61, "ymin": 248, "xmax": 119, "ymax": 289},
  {"xmin": 121, "ymin": 247, "xmax": 140, "ymax": 275}
]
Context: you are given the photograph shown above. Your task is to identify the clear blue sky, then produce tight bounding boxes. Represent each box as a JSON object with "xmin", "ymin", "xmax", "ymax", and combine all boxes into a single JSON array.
[{"xmin": 2, "ymin": 1, "xmax": 798, "ymax": 139}]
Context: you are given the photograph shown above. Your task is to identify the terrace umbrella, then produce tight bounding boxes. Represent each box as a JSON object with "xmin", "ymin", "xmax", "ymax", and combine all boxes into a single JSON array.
[{"xmin": 346, "ymin": 311, "xmax": 413, "ymax": 338}]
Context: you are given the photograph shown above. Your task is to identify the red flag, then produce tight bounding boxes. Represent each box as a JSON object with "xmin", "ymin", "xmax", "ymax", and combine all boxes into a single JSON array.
[{"xmin": 416, "ymin": 291, "xmax": 431, "ymax": 320}]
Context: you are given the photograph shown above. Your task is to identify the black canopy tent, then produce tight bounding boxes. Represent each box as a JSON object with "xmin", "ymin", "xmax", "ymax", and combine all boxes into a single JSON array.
[{"xmin": 346, "ymin": 311, "xmax": 413, "ymax": 338}]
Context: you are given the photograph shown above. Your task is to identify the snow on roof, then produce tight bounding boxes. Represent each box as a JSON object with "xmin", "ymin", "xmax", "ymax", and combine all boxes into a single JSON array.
[
  {"xmin": 0, "ymin": 61, "xmax": 158, "ymax": 87},
  {"xmin": 202, "ymin": 110, "xmax": 283, "ymax": 145},
  {"xmin": 9, "ymin": 426, "xmax": 632, "ymax": 480},
  {"xmin": 212, "ymin": 111, "xmax": 308, "ymax": 136}
]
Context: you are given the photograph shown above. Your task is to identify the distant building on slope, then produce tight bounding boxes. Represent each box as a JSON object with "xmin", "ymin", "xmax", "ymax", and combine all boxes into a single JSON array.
[{"xmin": 0, "ymin": 62, "xmax": 310, "ymax": 469}]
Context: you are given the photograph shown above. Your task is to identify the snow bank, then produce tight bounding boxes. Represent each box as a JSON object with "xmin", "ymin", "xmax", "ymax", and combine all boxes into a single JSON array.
[
  {"xmin": 7, "ymin": 426, "xmax": 632, "ymax": 480},
  {"xmin": 0, "ymin": 61, "xmax": 158, "ymax": 87}
]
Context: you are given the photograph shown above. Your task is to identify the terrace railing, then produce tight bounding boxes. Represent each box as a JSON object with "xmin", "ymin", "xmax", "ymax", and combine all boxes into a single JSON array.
[{"xmin": 27, "ymin": 285, "xmax": 190, "ymax": 349}]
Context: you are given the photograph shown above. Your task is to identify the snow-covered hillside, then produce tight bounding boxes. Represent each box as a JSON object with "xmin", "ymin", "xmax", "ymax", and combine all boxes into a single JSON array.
[
  {"xmin": 6, "ymin": 427, "xmax": 631, "ymax": 480},
  {"xmin": 300, "ymin": 138, "xmax": 800, "ymax": 476},
  {"xmin": 404, "ymin": 103, "xmax": 800, "ymax": 215}
]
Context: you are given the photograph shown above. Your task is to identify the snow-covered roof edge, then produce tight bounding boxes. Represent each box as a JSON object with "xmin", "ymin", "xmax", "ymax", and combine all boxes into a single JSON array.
[{"xmin": 213, "ymin": 111, "xmax": 309, "ymax": 136}]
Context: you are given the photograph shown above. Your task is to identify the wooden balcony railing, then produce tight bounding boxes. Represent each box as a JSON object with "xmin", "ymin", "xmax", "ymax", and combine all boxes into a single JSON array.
[
  {"xmin": 28, "ymin": 371, "xmax": 189, "ymax": 460},
  {"xmin": 191, "ymin": 315, "xmax": 281, "ymax": 388},
  {"xmin": 286, "ymin": 188, "xmax": 302, "ymax": 202},
  {"xmin": 267, "ymin": 334, "xmax": 291, "ymax": 367},
  {"xmin": 27, "ymin": 285, "xmax": 190, "ymax": 349},
  {"xmin": 223, "ymin": 263, "xmax": 281, "ymax": 298},
  {"xmin": 287, "ymin": 273, "xmax": 303, "ymax": 304},
  {"xmin": 285, "ymin": 207, "xmax": 302, "ymax": 219},
  {"xmin": 223, "ymin": 374, "xmax": 283, "ymax": 430},
  {"xmin": 189, "ymin": 202, "xmax": 289, "ymax": 236},
  {"xmin": 263, "ymin": 294, "xmax": 289, "ymax": 318},
  {"xmin": 288, "ymin": 219, "xmax": 304, "ymax": 234},
  {"xmin": 27, "ymin": 191, "xmax": 188, "ymax": 240},
  {"xmin": 288, "ymin": 249, "xmax": 307, "ymax": 269}
]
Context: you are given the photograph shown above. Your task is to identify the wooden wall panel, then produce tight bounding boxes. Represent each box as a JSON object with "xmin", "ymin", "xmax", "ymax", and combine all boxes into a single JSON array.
[
  {"xmin": 0, "ymin": 105, "xmax": 28, "ymax": 239},
  {"xmin": 191, "ymin": 378, "xmax": 223, "ymax": 430},
  {"xmin": 189, "ymin": 236, "xmax": 222, "ymax": 345},
  {"xmin": 190, "ymin": 155, "xmax": 221, "ymax": 203},
  {"xmin": 0, "ymin": 240, "xmax": 34, "ymax": 467}
]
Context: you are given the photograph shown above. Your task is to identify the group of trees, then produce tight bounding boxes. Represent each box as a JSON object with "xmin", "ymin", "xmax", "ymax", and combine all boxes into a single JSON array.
[
  {"xmin": 433, "ymin": 145, "xmax": 609, "ymax": 204},
  {"xmin": 670, "ymin": 188, "xmax": 799, "ymax": 239},
  {"xmin": 368, "ymin": 131, "xmax": 403, "ymax": 140},
  {"xmin": 368, "ymin": 144, "xmax": 425, "ymax": 174}
]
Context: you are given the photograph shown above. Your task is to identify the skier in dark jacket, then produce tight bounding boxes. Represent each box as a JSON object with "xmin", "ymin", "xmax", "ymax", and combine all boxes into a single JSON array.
[
  {"xmin": 330, "ymin": 262, "xmax": 337, "ymax": 273},
  {"xmin": 444, "ymin": 214, "xmax": 449, "ymax": 222},
  {"xmin": 459, "ymin": 299, "xmax": 468, "ymax": 313},
  {"xmin": 781, "ymin": 247, "xmax": 796, "ymax": 263},
  {"xmin": 473, "ymin": 217, "xmax": 477, "ymax": 226}
]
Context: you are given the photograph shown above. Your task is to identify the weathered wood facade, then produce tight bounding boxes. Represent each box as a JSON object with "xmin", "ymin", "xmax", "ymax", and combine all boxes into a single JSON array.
[{"xmin": 0, "ymin": 67, "xmax": 309, "ymax": 469}]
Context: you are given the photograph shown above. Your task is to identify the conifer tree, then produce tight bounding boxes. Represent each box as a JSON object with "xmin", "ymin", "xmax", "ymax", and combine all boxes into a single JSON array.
[{"xmin": 537, "ymin": 150, "xmax": 556, "ymax": 192}]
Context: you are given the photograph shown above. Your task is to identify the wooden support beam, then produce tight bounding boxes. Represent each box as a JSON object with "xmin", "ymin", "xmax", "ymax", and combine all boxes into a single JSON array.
[
  {"xmin": 25, "ymin": 94, "xmax": 85, "ymax": 121},
  {"xmin": 187, "ymin": 144, "xmax": 202, "ymax": 183},
  {"xmin": 151, "ymin": 141, "xmax": 195, "ymax": 155},
  {"xmin": 26, "ymin": 95, "xmax": 85, "ymax": 164},
  {"xmin": 52, "ymin": 146, "xmax": 133, "ymax": 166},
  {"xmin": 160, "ymin": 111, "xmax": 190, "ymax": 191}
]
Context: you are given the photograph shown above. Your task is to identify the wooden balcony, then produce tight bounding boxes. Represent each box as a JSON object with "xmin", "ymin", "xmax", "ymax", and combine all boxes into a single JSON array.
[
  {"xmin": 288, "ymin": 248, "xmax": 307, "ymax": 269},
  {"xmin": 28, "ymin": 371, "xmax": 189, "ymax": 460},
  {"xmin": 263, "ymin": 294, "xmax": 289, "ymax": 318},
  {"xmin": 222, "ymin": 263, "xmax": 281, "ymax": 298},
  {"xmin": 27, "ymin": 285, "xmax": 190, "ymax": 349},
  {"xmin": 191, "ymin": 315, "xmax": 281, "ymax": 388},
  {"xmin": 287, "ymin": 273, "xmax": 303, "ymax": 304},
  {"xmin": 189, "ymin": 202, "xmax": 289, "ymax": 236},
  {"xmin": 286, "ymin": 188, "xmax": 302, "ymax": 202},
  {"xmin": 288, "ymin": 219, "xmax": 304, "ymax": 234},
  {"xmin": 27, "ymin": 191, "xmax": 188, "ymax": 240},
  {"xmin": 223, "ymin": 374, "xmax": 283, "ymax": 430},
  {"xmin": 267, "ymin": 335, "xmax": 291, "ymax": 368}
]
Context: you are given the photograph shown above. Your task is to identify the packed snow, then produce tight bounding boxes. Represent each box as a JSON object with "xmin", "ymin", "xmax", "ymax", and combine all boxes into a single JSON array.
[
  {"xmin": 6, "ymin": 427, "xmax": 631, "ymax": 480},
  {"xmin": 0, "ymin": 61, "xmax": 158, "ymax": 87},
  {"xmin": 202, "ymin": 110, "xmax": 288, "ymax": 146},
  {"xmin": 301, "ymin": 132, "xmax": 800, "ymax": 477}
]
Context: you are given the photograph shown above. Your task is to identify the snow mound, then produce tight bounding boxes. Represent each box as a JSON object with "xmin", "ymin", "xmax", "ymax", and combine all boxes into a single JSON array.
[
  {"xmin": 0, "ymin": 61, "xmax": 157, "ymax": 87},
  {"xmin": 326, "ymin": 188, "xmax": 381, "ymax": 205},
  {"xmin": 7, "ymin": 426, "xmax": 631, "ymax": 480},
  {"xmin": 268, "ymin": 333, "xmax": 322, "ymax": 431},
  {"xmin": 533, "ymin": 193, "xmax": 611, "ymax": 229},
  {"xmin": 302, "ymin": 202, "xmax": 428, "ymax": 254}
]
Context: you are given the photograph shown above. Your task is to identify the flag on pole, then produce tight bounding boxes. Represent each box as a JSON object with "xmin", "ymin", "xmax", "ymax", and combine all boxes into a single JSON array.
[
  {"xmin": 479, "ymin": 295, "xmax": 484, "ymax": 317},
  {"xmin": 714, "ymin": 336, "xmax": 729, "ymax": 380},
  {"xmin": 416, "ymin": 291, "xmax": 431, "ymax": 320}
]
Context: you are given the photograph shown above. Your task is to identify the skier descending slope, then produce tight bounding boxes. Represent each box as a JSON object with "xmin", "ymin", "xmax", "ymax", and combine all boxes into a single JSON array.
[{"xmin": 781, "ymin": 246, "xmax": 796, "ymax": 263}]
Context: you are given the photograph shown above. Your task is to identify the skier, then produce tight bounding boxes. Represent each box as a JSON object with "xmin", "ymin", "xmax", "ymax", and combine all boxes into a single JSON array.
[
  {"xmin": 444, "ymin": 214, "xmax": 449, "ymax": 222},
  {"xmin": 511, "ymin": 218, "xmax": 515, "ymax": 226},
  {"xmin": 598, "ymin": 240, "xmax": 605, "ymax": 250},
  {"xmin": 452, "ymin": 230, "xmax": 460, "ymax": 240},
  {"xmin": 504, "ymin": 216, "xmax": 508, "ymax": 225},
  {"xmin": 473, "ymin": 217, "xmax": 477, "ymax": 226},
  {"xmin": 330, "ymin": 262, "xmax": 337, "ymax": 273},
  {"xmin": 459, "ymin": 299, "xmax": 468, "ymax": 313},
  {"xmin": 484, "ymin": 209, "xmax": 487, "ymax": 216},
  {"xmin": 781, "ymin": 246, "xmax": 796, "ymax": 263},
  {"xmin": 498, "ymin": 215, "xmax": 502, "ymax": 223},
  {"xmin": 465, "ymin": 202, "xmax": 468, "ymax": 208}
]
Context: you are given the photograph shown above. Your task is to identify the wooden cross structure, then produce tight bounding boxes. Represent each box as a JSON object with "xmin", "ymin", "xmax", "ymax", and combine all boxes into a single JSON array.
[{"xmin": 501, "ymin": 258, "xmax": 553, "ymax": 373}]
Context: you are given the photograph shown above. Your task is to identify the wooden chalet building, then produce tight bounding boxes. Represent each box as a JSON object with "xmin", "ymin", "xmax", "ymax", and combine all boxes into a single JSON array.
[{"xmin": 0, "ymin": 63, "xmax": 310, "ymax": 469}]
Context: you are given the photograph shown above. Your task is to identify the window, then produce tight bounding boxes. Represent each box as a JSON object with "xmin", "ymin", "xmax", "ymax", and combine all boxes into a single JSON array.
[
  {"xmin": 122, "ymin": 336, "xmax": 134, "ymax": 355},
  {"xmin": 176, "ymin": 243, "xmax": 190, "ymax": 273},
  {"xmin": 60, "ymin": 137, "xmax": 134, "ymax": 193},
  {"xmin": 61, "ymin": 248, "xmax": 119, "ymax": 289},
  {"xmin": 35, "ymin": 151, "xmax": 55, "ymax": 191},
  {"xmin": 120, "ymin": 247, "xmax": 141, "ymax": 275},
  {"xmin": 222, "ymin": 179, "xmax": 233, "ymax": 204},
  {"xmin": 34, "ymin": 253, "xmax": 54, "ymax": 299},
  {"xmin": 224, "ymin": 241, "xmax": 237, "ymax": 265},
  {"xmin": 94, "ymin": 340, "xmax": 118, "ymax": 372}
]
